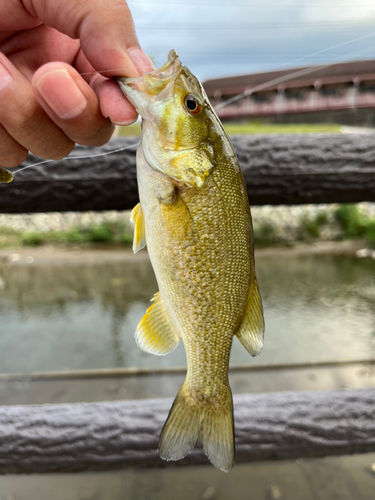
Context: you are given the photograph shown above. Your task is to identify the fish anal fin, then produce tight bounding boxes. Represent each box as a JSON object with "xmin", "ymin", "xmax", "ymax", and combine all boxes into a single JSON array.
[
  {"xmin": 130, "ymin": 203, "xmax": 146, "ymax": 254},
  {"xmin": 236, "ymin": 275, "xmax": 265, "ymax": 357},
  {"xmin": 159, "ymin": 381, "xmax": 234, "ymax": 473},
  {"xmin": 135, "ymin": 292, "xmax": 180, "ymax": 355}
]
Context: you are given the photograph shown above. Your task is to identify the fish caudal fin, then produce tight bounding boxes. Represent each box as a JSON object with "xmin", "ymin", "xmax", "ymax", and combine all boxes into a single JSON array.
[
  {"xmin": 236, "ymin": 274, "xmax": 265, "ymax": 356},
  {"xmin": 130, "ymin": 203, "xmax": 146, "ymax": 253},
  {"xmin": 159, "ymin": 382, "xmax": 234, "ymax": 472},
  {"xmin": 136, "ymin": 292, "xmax": 180, "ymax": 355}
]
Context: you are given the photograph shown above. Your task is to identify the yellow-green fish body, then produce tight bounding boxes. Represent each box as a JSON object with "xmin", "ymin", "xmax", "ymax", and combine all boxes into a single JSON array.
[{"xmin": 117, "ymin": 50, "xmax": 264, "ymax": 472}]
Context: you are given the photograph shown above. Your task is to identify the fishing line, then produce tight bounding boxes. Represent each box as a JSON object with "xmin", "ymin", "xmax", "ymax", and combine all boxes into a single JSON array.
[
  {"xmin": 77, "ymin": 31, "xmax": 375, "ymax": 77},
  {"xmin": 215, "ymin": 36, "xmax": 375, "ymax": 110},
  {"xmin": 12, "ymin": 143, "xmax": 140, "ymax": 177},
  {"xmin": 277, "ymin": 31, "xmax": 375, "ymax": 69}
]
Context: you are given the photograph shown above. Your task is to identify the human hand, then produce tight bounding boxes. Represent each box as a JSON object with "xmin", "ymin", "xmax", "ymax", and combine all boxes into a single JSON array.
[{"xmin": 0, "ymin": 0, "xmax": 153, "ymax": 167}]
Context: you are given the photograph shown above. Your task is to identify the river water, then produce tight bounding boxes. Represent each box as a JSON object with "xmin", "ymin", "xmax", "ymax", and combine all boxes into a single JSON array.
[{"xmin": 0, "ymin": 248, "xmax": 374, "ymax": 375}]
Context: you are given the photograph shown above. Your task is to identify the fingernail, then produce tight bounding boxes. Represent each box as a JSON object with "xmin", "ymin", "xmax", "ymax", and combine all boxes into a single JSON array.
[
  {"xmin": 0, "ymin": 63, "xmax": 11, "ymax": 93},
  {"xmin": 128, "ymin": 48, "xmax": 154, "ymax": 75},
  {"xmin": 35, "ymin": 69, "xmax": 87, "ymax": 120},
  {"xmin": 112, "ymin": 117, "xmax": 139, "ymax": 126}
]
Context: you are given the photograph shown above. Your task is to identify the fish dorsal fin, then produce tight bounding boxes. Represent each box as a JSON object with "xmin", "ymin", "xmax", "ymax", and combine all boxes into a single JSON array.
[
  {"xmin": 136, "ymin": 292, "xmax": 180, "ymax": 355},
  {"xmin": 235, "ymin": 275, "xmax": 265, "ymax": 357},
  {"xmin": 130, "ymin": 203, "xmax": 146, "ymax": 253}
]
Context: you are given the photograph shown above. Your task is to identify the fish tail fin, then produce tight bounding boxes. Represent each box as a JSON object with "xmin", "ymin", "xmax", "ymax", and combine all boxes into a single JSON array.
[{"xmin": 159, "ymin": 380, "xmax": 234, "ymax": 472}]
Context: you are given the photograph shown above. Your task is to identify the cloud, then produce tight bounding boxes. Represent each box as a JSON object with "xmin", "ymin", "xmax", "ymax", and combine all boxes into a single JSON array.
[{"xmin": 127, "ymin": 0, "xmax": 375, "ymax": 80}]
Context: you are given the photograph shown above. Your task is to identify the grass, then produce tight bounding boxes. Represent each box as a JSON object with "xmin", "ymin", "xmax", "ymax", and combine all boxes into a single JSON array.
[
  {"xmin": 3, "ymin": 204, "xmax": 375, "ymax": 251},
  {"xmin": 253, "ymin": 206, "xmax": 375, "ymax": 247},
  {"xmin": 118, "ymin": 123, "xmax": 142, "ymax": 136},
  {"xmin": 0, "ymin": 221, "xmax": 134, "ymax": 249},
  {"xmin": 0, "ymin": 227, "xmax": 23, "ymax": 249},
  {"xmin": 22, "ymin": 232, "xmax": 44, "ymax": 246},
  {"xmin": 223, "ymin": 122, "xmax": 342, "ymax": 135},
  {"xmin": 253, "ymin": 222, "xmax": 278, "ymax": 246},
  {"xmin": 297, "ymin": 211, "xmax": 330, "ymax": 241},
  {"xmin": 335, "ymin": 204, "xmax": 375, "ymax": 247},
  {"xmin": 118, "ymin": 121, "xmax": 342, "ymax": 137}
]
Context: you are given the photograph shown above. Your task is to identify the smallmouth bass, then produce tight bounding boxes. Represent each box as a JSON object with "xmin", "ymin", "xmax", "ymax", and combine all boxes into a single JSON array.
[{"xmin": 117, "ymin": 50, "xmax": 264, "ymax": 472}]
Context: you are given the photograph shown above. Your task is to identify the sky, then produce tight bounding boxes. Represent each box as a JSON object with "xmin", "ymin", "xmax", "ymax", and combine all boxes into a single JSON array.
[{"xmin": 127, "ymin": 0, "xmax": 375, "ymax": 81}]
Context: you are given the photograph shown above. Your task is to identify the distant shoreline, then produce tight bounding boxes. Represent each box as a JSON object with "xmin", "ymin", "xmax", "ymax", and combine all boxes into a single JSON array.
[{"xmin": 0, "ymin": 240, "xmax": 365, "ymax": 267}]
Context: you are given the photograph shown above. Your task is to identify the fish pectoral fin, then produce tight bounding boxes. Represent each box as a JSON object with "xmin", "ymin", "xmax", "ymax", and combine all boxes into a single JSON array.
[
  {"xmin": 130, "ymin": 202, "xmax": 146, "ymax": 254},
  {"xmin": 135, "ymin": 292, "xmax": 180, "ymax": 355},
  {"xmin": 235, "ymin": 274, "xmax": 265, "ymax": 357},
  {"xmin": 169, "ymin": 149, "xmax": 213, "ymax": 188}
]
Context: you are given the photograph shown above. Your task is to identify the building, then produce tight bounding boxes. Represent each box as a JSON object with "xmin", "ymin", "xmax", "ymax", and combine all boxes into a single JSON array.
[{"xmin": 203, "ymin": 59, "xmax": 375, "ymax": 125}]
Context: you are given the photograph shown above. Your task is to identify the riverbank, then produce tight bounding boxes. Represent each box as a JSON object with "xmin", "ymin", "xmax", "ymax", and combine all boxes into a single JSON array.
[
  {"xmin": 0, "ymin": 239, "xmax": 367, "ymax": 267},
  {"xmin": 1, "ymin": 202, "xmax": 375, "ymax": 251}
]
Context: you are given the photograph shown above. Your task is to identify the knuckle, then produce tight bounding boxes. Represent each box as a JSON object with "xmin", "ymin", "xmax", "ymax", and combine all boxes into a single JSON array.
[{"xmin": 6, "ymin": 99, "xmax": 41, "ymax": 130}]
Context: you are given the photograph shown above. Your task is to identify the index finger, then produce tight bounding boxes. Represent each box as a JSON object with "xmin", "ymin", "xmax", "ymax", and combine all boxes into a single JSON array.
[{"xmin": 22, "ymin": 0, "xmax": 153, "ymax": 77}]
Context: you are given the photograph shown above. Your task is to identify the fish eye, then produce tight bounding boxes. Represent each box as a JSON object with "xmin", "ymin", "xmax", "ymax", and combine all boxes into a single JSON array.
[{"xmin": 184, "ymin": 94, "xmax": 202, "ymax": 115}]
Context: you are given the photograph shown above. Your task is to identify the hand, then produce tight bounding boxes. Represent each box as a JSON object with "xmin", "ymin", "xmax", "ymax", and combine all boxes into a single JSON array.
[{"xmin": 0, "ymin": 0, "xmax": 153, "ymax": 167}]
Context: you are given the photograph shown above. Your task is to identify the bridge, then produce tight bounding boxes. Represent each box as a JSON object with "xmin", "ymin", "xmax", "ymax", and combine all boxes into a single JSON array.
[{"xmin": 203, "ymin": 59, "xmax": 375, "ymax": 122}]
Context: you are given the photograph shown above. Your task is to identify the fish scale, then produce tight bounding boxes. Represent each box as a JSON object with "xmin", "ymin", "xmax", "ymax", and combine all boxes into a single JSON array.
[{"xmin": 117, "ymin": 49, "xmax": 264, "ymax": 471}]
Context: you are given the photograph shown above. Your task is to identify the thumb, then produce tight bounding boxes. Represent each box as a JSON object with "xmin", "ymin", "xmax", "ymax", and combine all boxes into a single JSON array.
[{"xmin": 23, "ymin": 0, "xmax": 153, "ymax": 77}]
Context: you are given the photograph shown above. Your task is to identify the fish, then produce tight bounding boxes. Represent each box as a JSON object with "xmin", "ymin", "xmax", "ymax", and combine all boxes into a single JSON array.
[
  {"xmin": 0, "ymin": 167, "xmax": 13, "ymax": 183},
  {"xmin": 117, "ymin": 50, "xmax": 264, "ymax": 472}
]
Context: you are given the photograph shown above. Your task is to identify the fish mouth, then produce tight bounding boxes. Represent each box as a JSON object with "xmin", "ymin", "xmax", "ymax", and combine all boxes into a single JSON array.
[{"xmin": 117, "ymin": 49, "xmax": 182, "ymax": 97}]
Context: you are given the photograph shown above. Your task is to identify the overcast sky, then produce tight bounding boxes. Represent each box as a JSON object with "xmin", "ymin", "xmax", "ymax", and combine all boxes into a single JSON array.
[{"xmin": 127, "ymin": 0, "xmax": 375, "ymax": 81}]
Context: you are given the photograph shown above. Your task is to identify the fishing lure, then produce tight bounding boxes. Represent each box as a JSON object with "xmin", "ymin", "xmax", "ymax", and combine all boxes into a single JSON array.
[{"xmin": 0, "ymin": 167, "xmax": 12, "ymax": 183}]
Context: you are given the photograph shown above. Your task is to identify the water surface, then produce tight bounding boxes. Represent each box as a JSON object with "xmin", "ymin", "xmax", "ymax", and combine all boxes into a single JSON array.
[{"xmin": 1, "ymin": 250, "xmax": 374, "ymax": 374}]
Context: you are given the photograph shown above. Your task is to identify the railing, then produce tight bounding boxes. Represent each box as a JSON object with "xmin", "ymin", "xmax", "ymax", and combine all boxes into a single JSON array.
[
  {"xmin": 0, "ymin": 134, "xmax": 375, "ymax": 473},
  {"xmin": 0, "ymin": 389, "xmax": 374, "ymax": 473},
  {"xmin": 215, "ymin": 86, "xmax": 375, "ymax": 119},
  {"xmin": 2, "ymin": 134, "xmax": 375, "ymax": 213}
]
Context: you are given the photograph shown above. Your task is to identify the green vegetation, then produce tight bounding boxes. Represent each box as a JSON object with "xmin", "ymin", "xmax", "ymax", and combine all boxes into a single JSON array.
[
  {"xmin": 298, "ymin": 211, "xmax": 329, "ymax": 241},
  {"xmin": 87, "ymin": 223, "xmax": 113, "ymax": 243},
  {"xmin": 3, "ymin": 204, "xmax": 375, "ymax": 251},
  {"xmin": 0, "ymin": 221, "xmax": 134, "ymax": 249},
  {"xmin": 335, "ymin": 204, "xmax": 364, "ymax": 238},
  {"xmin": 253, "ymin": 209, "xmax": 330, "ymax": 247},
  {"xmin": 223, "ymin": 121, "xmax": 342, "ymax": 135},
  {"xmin": 0, "ymin": 227, "xmax": 23, "ymax": 249},
  {"xmin": 335, "ymin": 204, "xmax": 375, "ymax": 247},
  {"xmin": 118, "ymin": 123, "xmax": 142, "ymax": 136},
  {"xmin": 253, "ymin": 222, "xmax": 278, "ymax": 246},
  {"xmin": 118, "ymin": 121, "xmax": 342, "ymax": 137},
  {"xmin": 22, "ymin": 232, "xmax": 44, "ymax": 246},
  {"xmin": 121, "ymin": 232, "xmax": 134, "ymax": 245},
  {"xmin": 364, "ymin": 220, "xmax": 375, "ymax": 247},
  {"xmin": 253, "ymin": 206, "xmax": 375, "ymax": 247}
]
